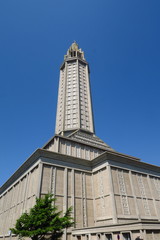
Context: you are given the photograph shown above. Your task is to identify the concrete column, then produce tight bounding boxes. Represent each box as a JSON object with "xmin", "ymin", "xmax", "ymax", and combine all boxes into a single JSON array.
[
  {"xmin": 53, "ymin": 137, "xmax": 59, "ymax": 152},
  {"xmin": 91, "ymin": 171, "xmax": 96, "ymax": 224},
  {"xmin": 63, "ymin": 168, "xmax": 68, "ymax": 212},
  {"xmin": 130, "ymin": 231, "xmax": 133, "ymax": 240},
  {"xmin": 152, "ymin": 231, "xmax": 155, "ymax": 240},
  {"xmin": 62, "ymin": 168, "xmax": 68, "ymax": 240},
  {"xmin": 37, "ymin": 162, "xmax": 43, "ymax": 198},
  {"xmin": 129, "ymin": 170, "xmax": 140, "ymax": 220},
  {"xmin": 140, "ymin": 229, "xmax": 146, "ymax": 240},
  {"xmin": 80, "ymin": 172, "xmax": 84, "ymax": 226},
  {"xmin": 147, "ymin": 174, "xmax": 159, "ymax": 220},
  {"xmin": 82, "ymin": 173, "xmax": 87, "ymax": 227},
  {"xmin": 22, "ymin": 172, "xmax": 30, "ymax": 211},
  {"xmin": 71, "ymin": 169, "xmax": 75, "ymax": 224},
  {"xmin": 107, "ymin": 164, "xmax": 117, "ymax": 223},
  {"xmin": 88, "ymin": 234, "xmax": 92, "ymax": 240},
  {"xmin": 8, "ymin": 183, "xmax": 15, "ymax": 226},
  {"xmin": 51, "ymin": 167, "xmax": 56, "ymax": 197},
  {"xmin": 101, "ymin": 234, "xmax": 106, "ymax": 240}
]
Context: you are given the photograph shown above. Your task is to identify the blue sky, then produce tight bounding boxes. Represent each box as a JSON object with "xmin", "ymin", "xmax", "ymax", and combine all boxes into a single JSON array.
[{"xmin": 0, "ymin": 0, "xmax": 160, "ymax": 186}]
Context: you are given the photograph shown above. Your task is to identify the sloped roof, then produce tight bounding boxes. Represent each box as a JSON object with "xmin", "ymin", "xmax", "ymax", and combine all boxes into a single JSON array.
[{"xmin": 68, "ymin": 129, "xmax": 115, "ymax": 151}]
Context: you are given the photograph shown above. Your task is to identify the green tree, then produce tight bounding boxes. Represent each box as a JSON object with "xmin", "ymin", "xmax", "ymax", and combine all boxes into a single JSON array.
[{"xmin": 10, "ymin": 194, "xmax": 74, "ymax": 240}]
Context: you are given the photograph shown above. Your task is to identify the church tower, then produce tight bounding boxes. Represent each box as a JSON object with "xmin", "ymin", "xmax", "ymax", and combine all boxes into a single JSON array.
[
  {"xmin": 55, "ymin": 42, "xmax": 95, "ymax": 136},
  {"xmin": 44, "ymin": 42, "xmax": 114, "ymax": 160}
]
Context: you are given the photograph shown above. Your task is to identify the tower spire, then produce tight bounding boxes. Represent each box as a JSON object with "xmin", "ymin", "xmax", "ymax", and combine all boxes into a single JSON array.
[{"xmin": 55, "ymin": 43, "xmax": 95, "ymax": 135}]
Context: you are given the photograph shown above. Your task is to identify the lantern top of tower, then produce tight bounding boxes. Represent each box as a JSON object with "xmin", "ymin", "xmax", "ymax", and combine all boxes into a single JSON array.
[
  {"xmin": 64, "ymin": 42, "xmax": 85, "ymax": 60},
  {"xmin": 70, "ymin": 41, "xmax": 79, "ymax": 51}
]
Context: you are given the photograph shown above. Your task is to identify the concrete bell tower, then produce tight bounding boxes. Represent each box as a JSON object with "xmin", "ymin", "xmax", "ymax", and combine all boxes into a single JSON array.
[{"xmin": 55, "ymin": 42, "xmax": 95, "ymax": 136}]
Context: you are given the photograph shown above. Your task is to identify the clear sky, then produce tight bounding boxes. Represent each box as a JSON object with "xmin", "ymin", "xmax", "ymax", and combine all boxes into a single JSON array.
[{"xmin": 0, "ymin": 0, "xmax": 160, "ymax": 187}]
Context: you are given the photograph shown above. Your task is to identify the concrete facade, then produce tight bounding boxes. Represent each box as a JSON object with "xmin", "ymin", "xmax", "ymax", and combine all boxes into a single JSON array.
[{"xmin": 0, "ymin": 43, "xmax": 160, "ymax": 240}]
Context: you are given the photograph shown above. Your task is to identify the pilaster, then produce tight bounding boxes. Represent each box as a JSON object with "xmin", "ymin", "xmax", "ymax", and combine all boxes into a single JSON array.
[{"xmin": 107, "ymin": 164, "xmax": 117, "ymax": 223}]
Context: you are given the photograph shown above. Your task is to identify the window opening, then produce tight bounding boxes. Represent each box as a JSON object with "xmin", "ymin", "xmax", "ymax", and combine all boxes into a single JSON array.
[
  {"xmin": 105, "ymin": 234, "xmax": 112, "ymax": 240},
  {"xmin": 97, "ymin": 234, "xmax": 101, "ymax": 240},
  {"xmin": 122, "ymin": 233, "xmax": 131, "ymax": 240}
]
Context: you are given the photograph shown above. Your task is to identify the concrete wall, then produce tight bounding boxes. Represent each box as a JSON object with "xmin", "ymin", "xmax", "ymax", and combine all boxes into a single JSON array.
[
  {"xmin": 46, "ymin": 137, "xmax": 103, "ymax": 160},
  {"xmin": 40, "ymin": 160, "xmax": 160, "ymax": 229},
  {"xmin": 1, "ymin": 154, "xmax": 160, "ymax": 240},
  {"xmin": 0, "ymin": 164, "xmax": 40, "ymax": 236},
  {"xmin": 111, "ymin": 166, "xmax": 160, "ymax": 223},
  {"xmin": 40, "ymin": 164, "xmax": 94, "ymax": 228}
]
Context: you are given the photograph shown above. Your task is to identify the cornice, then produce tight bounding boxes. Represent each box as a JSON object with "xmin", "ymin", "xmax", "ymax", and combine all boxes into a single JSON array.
[
  {"xmin": 72, "ymin": 221, "xmax": 160, "ymax": 234},
  {"xmin": 1, "ymin": 147, "xmax": 160, "ymax": 196},
  {"xmin": 0, "ymin": 149, "xmax": 40, "ymax": 195},
  {"xmin": 60, "ymin": 57, "xmax": 88, "ymax": 70},
  {"xmin": 92, "ymin": 150, "xmax": 160, "ymax": 173},
  {"xmin": 0, "ymin": 149, "xmax": 92, "ymax": 195}
]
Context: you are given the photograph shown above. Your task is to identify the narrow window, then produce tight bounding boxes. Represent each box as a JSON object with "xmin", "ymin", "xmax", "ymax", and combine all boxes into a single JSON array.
[
  {"xmin": 122, "ymin": 233, "xmax": 131, "ymax": 240},
  {"xmin": 105, "ymin": 234, "xmax": 112, "ymax": 240}
]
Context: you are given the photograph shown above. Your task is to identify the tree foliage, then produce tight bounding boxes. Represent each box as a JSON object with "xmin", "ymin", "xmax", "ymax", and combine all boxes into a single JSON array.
[{"xmin": 10, "ymin": 194, "xmax": 74, "ymax": 240}]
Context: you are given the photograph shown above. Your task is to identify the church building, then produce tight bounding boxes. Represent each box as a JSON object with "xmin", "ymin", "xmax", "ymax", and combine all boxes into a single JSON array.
[{"xmin": 0, "ymin": 43, "xmax": 160, "ymax": 240}]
